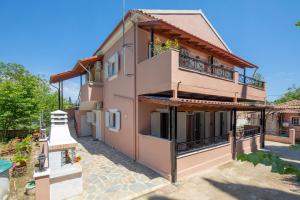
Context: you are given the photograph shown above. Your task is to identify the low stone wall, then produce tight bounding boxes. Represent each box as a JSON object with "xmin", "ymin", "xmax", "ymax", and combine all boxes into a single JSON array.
[
  {"xmin": 236, "ymin": 135, "xmax": 261, "ymax": 154},
  {"xmin": 265, "ymin": 129, "xmax": 295, "ymax": 145}
]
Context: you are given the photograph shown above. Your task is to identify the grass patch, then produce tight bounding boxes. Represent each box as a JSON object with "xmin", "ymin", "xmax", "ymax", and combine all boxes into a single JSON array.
[{"xmin": 237, "ymin": 151, "xmax": 300, "ymax": 182}]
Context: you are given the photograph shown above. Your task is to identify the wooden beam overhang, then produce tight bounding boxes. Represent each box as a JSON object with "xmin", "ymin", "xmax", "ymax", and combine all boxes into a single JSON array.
[
  {"xmin": 138, "ymin": 20, "xmax": 257, "ymax": 68},
  {"xmin": 139, "ymin": 96, "xmax": 269, "ymax": 111},
  {"xmin": 50, "ymin": 55, "xmax": 103, "ymax": 83}
]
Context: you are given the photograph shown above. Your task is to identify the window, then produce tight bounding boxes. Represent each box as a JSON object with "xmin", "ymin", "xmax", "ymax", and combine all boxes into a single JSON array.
[
  {"xmin": 105, "ymin": 109, "xmax": 121, "ymax": 132},
  {"xmin": 291, "ymin": 117, "xmax": 300, "ymax": 126},
  {"xmin": 104, "ymin": 52, "xmax": 119, "ymax": 80}
]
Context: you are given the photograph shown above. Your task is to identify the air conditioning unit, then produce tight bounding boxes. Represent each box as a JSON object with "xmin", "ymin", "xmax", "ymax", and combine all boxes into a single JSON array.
[{"xmin": 86, "ymin": 112, "xmax": 95, "ymax": 123}]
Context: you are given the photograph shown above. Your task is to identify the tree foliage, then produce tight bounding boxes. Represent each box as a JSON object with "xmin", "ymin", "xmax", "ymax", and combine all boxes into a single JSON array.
[
  {"xmin": 273, "ymin": 85, "xmax": 300, "ymax": 104},
  {"xmin": 0, "ymin": 62, "xmax": 72, "ymax": 134},
  {"xmin": 296, "ymin": 21, "xmax": 300, "ymax": 26}
]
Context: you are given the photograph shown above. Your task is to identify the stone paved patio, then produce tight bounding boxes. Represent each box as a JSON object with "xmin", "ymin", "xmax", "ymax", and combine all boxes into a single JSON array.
[
  {"xmin": 68, "ymin": 122, "xmax": 169, "ymax": 200},
  {"xmin": 137, "ymin": 161, "xmax": 300, "ymax": 200}
]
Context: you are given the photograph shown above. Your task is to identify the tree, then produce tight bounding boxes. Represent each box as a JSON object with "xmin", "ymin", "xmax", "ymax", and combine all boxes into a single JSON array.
[
  {"xmin": 253, "ymin": 72, "xmax": 264, "ymax": 81},
  {"xmin": 273, "ymin": 85, "xmax": 300, "ymax": 104},
  {"xmin": 0, "ymin": 62, "xmax": 72, "ymax": 137},
  {"xmin": 296, "ymin": 21, "xmax": 300, "ymax": 26}
]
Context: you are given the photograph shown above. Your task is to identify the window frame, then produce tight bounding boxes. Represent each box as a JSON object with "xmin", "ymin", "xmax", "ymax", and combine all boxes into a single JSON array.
[
  {"xmin": 291, "ymin": 117, "xmax": 300, "ymax": 126},
  {"xmin": 105, "ymin": 52, "xmax": 119, "ymax": 81},
  {"xmin": 106, "ymin": 109, "xmax": 121, "ymax": 132}
]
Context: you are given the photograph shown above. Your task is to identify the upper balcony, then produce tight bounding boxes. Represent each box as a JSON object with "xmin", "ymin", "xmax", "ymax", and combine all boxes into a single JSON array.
[
  {"xmin": 78, "ymin": 81, "xmax": 103, "ymax": 110},
  {"xmin": 137, "ymin": 49, "xmax": 266, "ymax": 102}
]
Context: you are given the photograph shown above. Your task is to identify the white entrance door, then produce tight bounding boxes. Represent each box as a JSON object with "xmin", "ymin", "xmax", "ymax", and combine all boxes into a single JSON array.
[{"xmin": 95, "ymin": 111, "xmax": 102, "ymax": 140}]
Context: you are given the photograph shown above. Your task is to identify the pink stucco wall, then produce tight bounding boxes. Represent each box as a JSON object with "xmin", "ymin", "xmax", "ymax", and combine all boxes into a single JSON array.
[
  {"xmin": 149, "ymin": 13, "xmax": 229, "ymax": 51},
  {"xmin": 80, "ymin": 83, "xmax": 103, "ymax": 102},
  {"xmin": 101, "ymin": 26, "xmax": 136, "ymax": 159},
  {"xmin": 138, "ymin": 134, "xmax": 172, "ymax": 180},
  {"xmin": 177, "ymin": 144, "xmax": 232, "ymax": 178},
  {"xmin": 137, "ymin": 49, "xmax": 266, "ymax": 101},
  {"xmin": 35, "ymin": 175, "xmax": 50, "ymax": 200},
  {"xmin": 266, "ymin": 129, "xmax": 295, "ymax": 144},
  {"xmin": 74, "ymin": 110, "xmax": 89, "ymax": 137}
]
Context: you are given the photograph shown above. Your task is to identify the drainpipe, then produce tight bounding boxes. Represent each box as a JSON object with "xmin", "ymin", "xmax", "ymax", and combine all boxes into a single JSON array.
[{"xmin": 134, "ymin": 19, "xmax": 138, "ymax": 161}]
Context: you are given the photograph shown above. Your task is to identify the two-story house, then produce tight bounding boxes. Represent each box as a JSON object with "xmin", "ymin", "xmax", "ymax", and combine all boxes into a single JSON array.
[{"xmin": 50, "ymin": 9, "xmax": 267, "ymax": 182}]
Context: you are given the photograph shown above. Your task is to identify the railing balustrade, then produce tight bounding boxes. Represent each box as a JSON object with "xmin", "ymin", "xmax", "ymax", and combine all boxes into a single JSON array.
[
  {"xmin": 239, "ymin": 74, "xmax": 264, "ymax": 89},
  {"xmin": 176, "ymin": 135, "xmax": 229, "ymax": 153},
  {"xmin": 179, "ymin": 54, "xmax": 234, "ymax": 81},
  {"xmin": 236, "ymin": 127, "xmax": 260, "ymax": 139}
]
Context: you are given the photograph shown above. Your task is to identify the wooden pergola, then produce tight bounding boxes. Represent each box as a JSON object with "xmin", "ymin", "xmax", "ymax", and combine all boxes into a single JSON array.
[{"xmin": 139, "ymin": 95, "xmax": 268, "ymax": 183}]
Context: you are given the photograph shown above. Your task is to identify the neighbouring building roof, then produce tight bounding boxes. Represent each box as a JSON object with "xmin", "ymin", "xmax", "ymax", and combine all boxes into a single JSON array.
[
  {"xmin": 139, "ymin": 96, "xmax": 268, "ymax": 111},
  {"xmin": 269, "ymin": 100, "xmax": 300, "ymax": 114}
]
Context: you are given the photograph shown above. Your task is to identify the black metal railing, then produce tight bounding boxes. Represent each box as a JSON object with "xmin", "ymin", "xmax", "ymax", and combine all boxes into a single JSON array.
[
  {"xmin": 176, "ymin": 135, "xmax": 229, "ymax": 153},
  {"xmin": 236, "ymin": 127, "xmax": 260, "ymax": 139},
  {"xmin": 179, "ymin": 54, "xmax": 234, "ymax": 81},
  {"xmin": 238, "ymin": 74, "xmax": 264, "ymax": 89}
]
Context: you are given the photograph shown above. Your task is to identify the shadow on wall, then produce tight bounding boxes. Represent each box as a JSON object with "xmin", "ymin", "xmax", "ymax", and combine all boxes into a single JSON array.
[
  {"xmin": 69, "ymin": 122, "xmax": 161, "ymax": 180},
  {"xmin": 204, "ymin": 178, "xmax": 300, "ymax": 200}
]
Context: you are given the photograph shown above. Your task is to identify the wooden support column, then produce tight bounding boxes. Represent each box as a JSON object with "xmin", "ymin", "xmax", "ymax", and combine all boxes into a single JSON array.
[
  {"xmin": 243, "ymin": 68, "xmax": 246, "ymax": 84},
  {"xmin": 150, "ymin": 29, "xmax": 154, "ymax": 58},
  {"xmin": 80, "ymin": 75, "xmax": 82, "ymax": 87},
  {"xmin": 262, "ymin": 109, "xmax": 266, "ymax": 148},
  {"xmin": 169, "ymin": 106, "xmax": 177, "ymax": 183},
  {"xmin": 232, "ymin": 108, "xmax": 237, "ymax": 159},
  {"xmin": 61, "ymin": 81, "xmax": 64, "ymax": 110},
  {"xmin": 58, "ymin": 81, "xmax": 61, "ymax": 110}
]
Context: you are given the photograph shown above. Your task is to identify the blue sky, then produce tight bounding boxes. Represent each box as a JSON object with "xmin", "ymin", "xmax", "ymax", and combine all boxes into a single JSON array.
[{"xmin": 0, "ymin": 0, "xmax": 299, "ymax": 101}]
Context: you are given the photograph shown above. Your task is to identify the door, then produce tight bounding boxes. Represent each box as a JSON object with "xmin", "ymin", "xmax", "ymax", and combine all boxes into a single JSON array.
[{"xmin": 95, "ymin": 111, "xmax": 102, "ymax": 140}]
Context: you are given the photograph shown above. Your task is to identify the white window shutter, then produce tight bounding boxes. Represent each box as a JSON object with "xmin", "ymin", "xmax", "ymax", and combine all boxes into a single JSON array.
[
  {"xmin": 104, "ymin": 62, "xmax": 108, "ymax": 79},
  {"xmin": 115, "ymin": 111, "xmax": 121, "ymax": 130},
  {"xmin": 105, "ymin": 111, "xmax": 110, "ymax": 128},
  {"xmin": 114, "ymin": 53, "xmax": 119, "ymax": 75}
]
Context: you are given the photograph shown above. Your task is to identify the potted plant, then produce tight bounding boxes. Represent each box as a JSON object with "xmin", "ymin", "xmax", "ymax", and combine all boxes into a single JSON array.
[
  {"xmin": 11, "ymin": 152, "xmax": 28, "ymax": 177},
  {"xmin": 25, "ymin": 180, "xmax": 36, "ymax": 196}
]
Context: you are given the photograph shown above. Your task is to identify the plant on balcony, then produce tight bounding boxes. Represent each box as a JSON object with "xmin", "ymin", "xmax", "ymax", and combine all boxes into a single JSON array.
[{"xmin": 153, "ymin": 37, "xmax": 180, "ymax": 56}]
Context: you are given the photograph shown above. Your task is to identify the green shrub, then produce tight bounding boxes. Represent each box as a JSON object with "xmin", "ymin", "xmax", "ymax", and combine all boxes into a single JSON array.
[
  {"xmin": 237, "ymin": 151, "xmax": 300, "ymax": 181},
  {"xmin": 15, "ymin": 134, "xmax": 32, "ymax": 154}
]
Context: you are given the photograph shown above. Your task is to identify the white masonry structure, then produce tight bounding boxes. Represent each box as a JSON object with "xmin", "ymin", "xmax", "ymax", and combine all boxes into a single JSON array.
[{"xmin": 48, "ymin": 110, "xmax": 83, "ymax": 200}]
